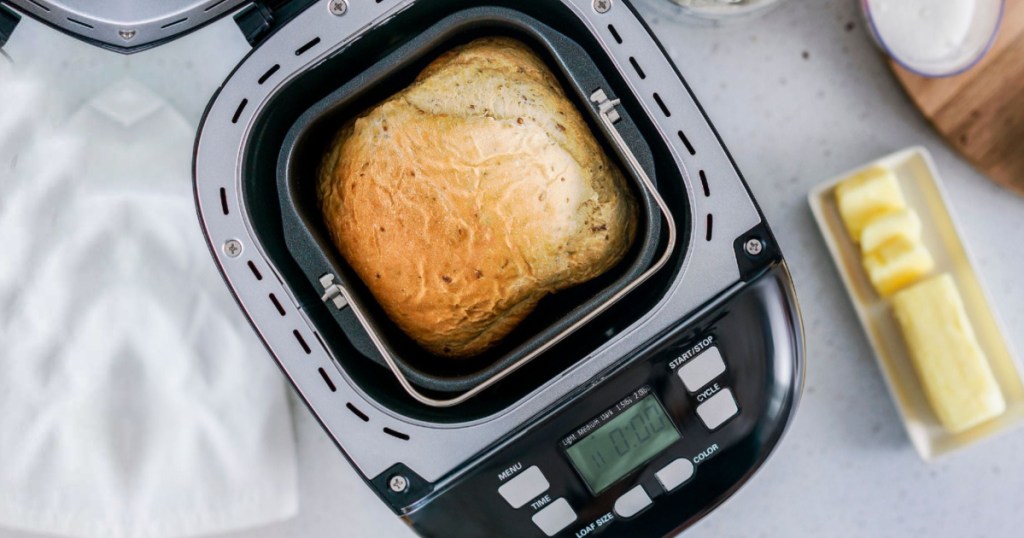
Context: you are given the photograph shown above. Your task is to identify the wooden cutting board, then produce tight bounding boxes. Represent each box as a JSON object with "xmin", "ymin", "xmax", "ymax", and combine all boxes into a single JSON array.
[{"xmin": 891, "ymin": 3, "xmax": 1024, "ymax": 195}]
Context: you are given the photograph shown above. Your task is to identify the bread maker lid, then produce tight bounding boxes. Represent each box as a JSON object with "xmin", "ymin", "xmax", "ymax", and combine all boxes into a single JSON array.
[{"xmin": 0, "ymin": 0, "xmax": 307, "ymax": 53}]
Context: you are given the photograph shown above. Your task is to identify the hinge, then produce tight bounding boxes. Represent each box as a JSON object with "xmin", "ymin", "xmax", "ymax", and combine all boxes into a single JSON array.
[
  {"xmin": 233, "ymin": 0, "xmax": 317, "ymax": 48},
  {"xmin": 590, "ymin": 88, "xmax": 622, "ymax": 124},
  {"xmin": 0, "ymin": 3, "xmax": 21, "ymax": 53},
  {"xmin": 319, "ymin": 273, "xmax": 348, "ymax": 310}
]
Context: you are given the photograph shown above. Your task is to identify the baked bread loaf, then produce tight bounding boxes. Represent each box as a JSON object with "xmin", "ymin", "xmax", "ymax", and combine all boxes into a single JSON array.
[{"xmin": 318, "ymin": 37, "xmax": 638, "ymax": 358}]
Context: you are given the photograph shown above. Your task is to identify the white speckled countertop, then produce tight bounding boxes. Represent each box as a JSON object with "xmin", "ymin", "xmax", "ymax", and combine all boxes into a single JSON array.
[{"xmin": 3, "ymin": 0, "xmax": 1023, "ymax": 537}]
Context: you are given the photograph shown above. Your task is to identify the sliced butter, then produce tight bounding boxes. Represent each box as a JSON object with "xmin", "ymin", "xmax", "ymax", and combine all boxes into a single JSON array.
[
  {"xmin": 861, "ymin": 208, "xmax": 923, "ymax": 254},
  {"xmin": 862, "ymin": 238, "xmax": 934, "ymax": 296},
  {"xmin": 891, "ymin": 274, "xmax": 1005, "ymax": 433},
  {"xmin": 835, "ymin": 165, "xmax": 906, "ymax": 241}
]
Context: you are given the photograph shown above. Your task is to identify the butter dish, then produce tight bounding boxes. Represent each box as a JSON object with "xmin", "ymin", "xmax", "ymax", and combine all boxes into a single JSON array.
[{"xmin": 809, "ymin": 146, "xmax": 1024, "ymax": 460}]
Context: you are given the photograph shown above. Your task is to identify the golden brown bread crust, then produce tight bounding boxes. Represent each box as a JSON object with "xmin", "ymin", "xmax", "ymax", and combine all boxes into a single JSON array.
[{"xmin": 318, "ymin": 37, "xmax": 638, "ymax": 358}]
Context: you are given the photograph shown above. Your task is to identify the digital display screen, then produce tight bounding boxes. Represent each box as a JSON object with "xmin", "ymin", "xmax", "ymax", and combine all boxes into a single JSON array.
[{"xmin": 563, "ymin": 390, "xmax": 681, "ymax": 494}]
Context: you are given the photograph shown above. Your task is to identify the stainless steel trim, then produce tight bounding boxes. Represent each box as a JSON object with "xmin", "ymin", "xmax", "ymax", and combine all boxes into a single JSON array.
[{"xmin": 6, "ymin": 0, "xmax": 248, "ymax": 51}]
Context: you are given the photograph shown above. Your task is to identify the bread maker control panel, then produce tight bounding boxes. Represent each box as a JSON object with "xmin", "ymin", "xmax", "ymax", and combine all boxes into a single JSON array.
[{"xmin": 404, "ymin": 264, "xmax": 802, "ymax": 538}]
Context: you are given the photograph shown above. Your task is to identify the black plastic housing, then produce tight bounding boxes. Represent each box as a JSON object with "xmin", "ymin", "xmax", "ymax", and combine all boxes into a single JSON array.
[{"xmin": 403, "ymin": 263, "xmax": 803, "ymax": 537}]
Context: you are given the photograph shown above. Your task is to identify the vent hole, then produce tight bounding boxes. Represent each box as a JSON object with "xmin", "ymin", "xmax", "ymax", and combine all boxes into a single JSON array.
[
  {"xmin": 247, "ymin": 260, "xmax": 263, "ymax": 280},
  {"xmin": 699, "ymin": 170, "xmax": 710, "ymax": 197},
  {"xmin": 231, "ymin": 99, "xmax": 248, "ymax": 124},
  {"xmin": 653, "ymin": 93, "xmax": 671, "ymax": 117},
  {"xmin": 204, "ymin": 0, "xmax": 229, "ymax": 12},
  {"xmin": 67, "ymin": 17, "xmax": 93, "ymax": 29},
  {"xmin": 608, "ymin": 24, "xmax": 623, "ymax": 44},
  {"xmin": 383, "ymin": 428, "xmax": 410, "ymax": 441},
  {"xmin": 269, "ymin": 294, "xmax": 286, "ymax": 316},
  {"xmin": 294, "ymin": 330, "xmax": 311, "ymax": 354},
  {"xmin": 318, "ymin": 367, "xmax": 337, "ymax": 392},
  {"xmin": 629, "ymin": 57, "xmax": 646, "ymax": 79},
  {"xmin": 347, "ymin": 403, "xmax": 370, "ymax": 422},
  {"xmin": 219, "ymin": 188, "xmax": 229, "ymax": 215},
  {"xmin": 28, "ymin": 0, "xmax": 51, "ymax": 12},
  {"xmin": 677, "ymin": 130, "xmax": 696, "ymax": 156},
  {"xmin": 706, "ymin": 214, "xmax": 714, "ymax": 241},
  {"xmin": 295, "ymin": 37, "xmax": 321, "ymax": 56},
  {"xmin": 160, "ymin": 17, "xmax": 187, "ymax": 29},
  {"xmin": 258, "ymin": 64, "xmax": 280, "ymax": 85}
]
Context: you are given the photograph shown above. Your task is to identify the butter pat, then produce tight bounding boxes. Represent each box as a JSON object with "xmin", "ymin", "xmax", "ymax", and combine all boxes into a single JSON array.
[
  {"xmin": 861, "ymin": 209, "xmax": 923, "ymax": 254},
  {"xmin": 862, "ymin": 238, "xmax": 934, "ymax": 296},
  {"xmin": 835, "ymin": 166, "xmax": 906, "ymax": 240},
  {"xmin": 891, "ymin": 274, "xmax": 1005, "ymax": 433}
]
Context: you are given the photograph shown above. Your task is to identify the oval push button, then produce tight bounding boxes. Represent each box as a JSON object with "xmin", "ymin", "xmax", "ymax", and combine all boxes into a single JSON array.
[
  {"xmin": 613, "ymin": 485, "xmax": 652, "ymax": 519},
  {"xmin": 532, "ymin": 498, "xmax": 576, "ymax": 537},
  {"xmin": 497, "ymin": 466, "xmax": 549, "ymax": 509},
  {"xmin": 677, "ymin": 346, "xmax": 727, "ymax": 392},
  {"xmin": 655, "ymin": 458, "xmax": 694, "ymax": 492},
  {"xmin": 696, "ymin": 388, "xmax": 739, "ymax": 430}
]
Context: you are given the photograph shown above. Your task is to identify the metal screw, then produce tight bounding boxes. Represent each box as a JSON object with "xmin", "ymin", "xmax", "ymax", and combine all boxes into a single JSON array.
[
  {"xmin": 593, "ymin": 0, "xmax": 612, "ymax": 13},
  {"xmin": 388, "ymin": 475, "xmax": 409, "ymax": 493},
  {"xmin": 118, "ymin": 29, "xmax": 136, "ymax": 41},
  {"xmin": 328, "ymin": 0, "xmax": 348, "ymax": 16},
  {"xmin": 223, "ymin": 239, "xmax": 243, "ymax": 258},
  {"xmin": 744, "ymin": 238, "xmax": 764, "ymax": 257}
]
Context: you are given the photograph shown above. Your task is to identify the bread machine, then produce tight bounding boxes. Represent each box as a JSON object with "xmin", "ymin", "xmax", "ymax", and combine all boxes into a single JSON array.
[{"xmin": 0, "ymin": 0, "xmax": 805, "ymax": 536}]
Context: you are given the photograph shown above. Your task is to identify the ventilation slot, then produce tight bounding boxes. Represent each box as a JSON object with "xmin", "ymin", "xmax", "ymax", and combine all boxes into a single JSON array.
[
  {"xmin": 293, "ymin": 330, "xmax": 312, "ymax": 354},
  {"xmin": 653, "ymin": 93, "xmax": 671, "ymax": 117},
  {"xmin": 295, "ymin": 37, "xmax": 320, "ymax": 56},
  {"xmin": 677, "ymin": 130, "xmax": 696, "ymax": 156},
  {"xmin": 608, "ymin": 24, "xmax": 622, "ymax": 44},
  {"xmin": 161, "ymin": 17, "xmax": 188, "ymax": 29},
  {"xmin": 27, "ymin": 0, "xmax": 51, "ymax": 12},
  {"xmin": 204, "ymin": 0, "xmax": 229, "ymax": 11},
  {"xmin": 347, "ymin": 403, "xmax": 370, "ymax": 422},
  {"xmin": 269, "ymin": 294, "xmax": 287, "ymax": 316},
  {"xmin": 231, "ymin": 99, "xmax": 248, "ymax": 124},
  {"xmin": 629, "ymin": 57, "xmax": 646, "ymax": 79},
  {"xmin": 67, "ymin": 17, "xmax": 93, "ymax": 29},
  {"xmin": 699, "ymin": 170, "xmax": 710, "ymax": 197},
  {"xmin": 219, "ymin": 188, "xmax": 230, "ymax": 215},
  {"xmin": 318, "ymin": 367, "xmax": 337, "ymax": 392},
  {"xmin": 258, "ymin": 64, "xmax": 280, "ymax": 85},
  {"xmin": 383, "ymin": 428, "xmax": 410, "ymax": 441},
  {"xmin": 247, "ymin": 260, "xmax": 263, "ymax": 280},
  {"xmin": 705, "ymin": 214, "xmax": 714, "ymax": 241}
]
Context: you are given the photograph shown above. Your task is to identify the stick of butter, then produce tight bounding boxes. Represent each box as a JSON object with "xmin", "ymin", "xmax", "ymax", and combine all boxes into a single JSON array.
[
  {"xmin": 862, "ymin": 238, "xmax": 934, "ymax": 296},
  {"xmin": 891, "ymin": 274, "xmax": 1005, "ymax": 433},
  {"xmin": 860, "ymin": 208, "xmax": 922, "ymax": 254},
  {"xmin": 835, "ymin": 165, "xmax": 906, "ymax": 241}
]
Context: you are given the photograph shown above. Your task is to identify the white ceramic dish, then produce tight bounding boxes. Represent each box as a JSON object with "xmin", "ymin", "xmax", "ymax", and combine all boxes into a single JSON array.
[
  {"xmin": 809, "ymin": 146, "xmax": 1024, "ymax": 460},
  {"xmin": 861, "ymin": 0, "xmax": 1004, "ymax": 77}
]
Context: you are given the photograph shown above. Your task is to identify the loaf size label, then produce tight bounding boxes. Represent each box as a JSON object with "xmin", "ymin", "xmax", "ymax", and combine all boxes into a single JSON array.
[{"xmin": 574, "ymin": 512, "xmax": 615, "ymax": 537}]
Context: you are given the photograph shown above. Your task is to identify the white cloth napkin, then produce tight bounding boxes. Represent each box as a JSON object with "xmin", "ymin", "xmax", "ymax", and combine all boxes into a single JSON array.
[{"xmin": 0, "ymin": 20, "xmax": 298, "ymax": 538}]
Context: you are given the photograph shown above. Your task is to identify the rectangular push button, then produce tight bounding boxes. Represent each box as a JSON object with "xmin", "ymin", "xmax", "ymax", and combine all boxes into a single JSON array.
[
  {"xmin": 497, "ymin": 466, "xmax": 549, "ymax": 509},
  {"xmin": 532, "ymin": 498, "xmax": 576, "ymax": 537},
  {"xmin": 678, "ymin": 347, "xmax": 726, "ymax": 392},
  {"xmin": 613, "ymin": 485, "xmax": 652, "ymax": 518},
  {"xmin": 655, "ymin": 458, "xmax": 694, "ymax": 492},
  {"xmin": 696, "ymin": 388, "xmax": 739, "ymax": 430}
]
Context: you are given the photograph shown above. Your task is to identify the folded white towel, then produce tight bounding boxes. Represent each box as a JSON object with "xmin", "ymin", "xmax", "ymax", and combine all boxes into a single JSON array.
[{"xmin": 0, "ymin": 22, "xmax": 298, "ymax": 538}]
